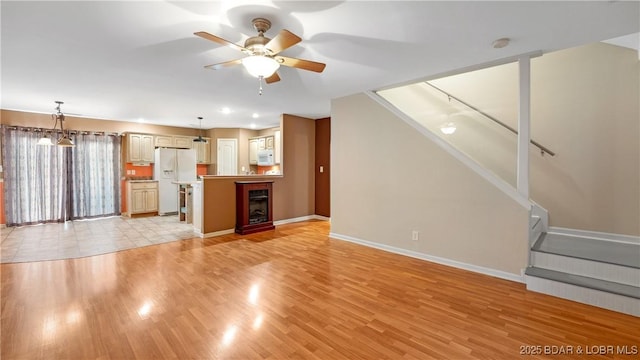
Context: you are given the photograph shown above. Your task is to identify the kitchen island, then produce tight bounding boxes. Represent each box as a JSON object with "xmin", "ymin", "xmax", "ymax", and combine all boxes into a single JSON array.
[
  {"xmin": 193, "ymin": 174, "xmax": 314, "ymax": 238},
  {"xmin": 172, "ymin": 180, "xmax": 200, "ymax": 224}
]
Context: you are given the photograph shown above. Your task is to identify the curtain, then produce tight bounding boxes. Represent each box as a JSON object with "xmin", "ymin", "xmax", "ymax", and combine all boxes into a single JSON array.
[
  {"xmin": 1, "ymin": 126, "xmax": 121, "ymax": 226},
  {"xmin": 70, "ymin": 132, "xmax": 121, "ymax": 219},
  {"xmin": 1, "ymin": 126, "xmax": 68, "ymax": 225}
]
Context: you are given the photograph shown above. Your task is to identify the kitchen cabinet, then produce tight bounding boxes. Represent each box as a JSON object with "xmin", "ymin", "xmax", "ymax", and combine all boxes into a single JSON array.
[
  {"xmin": 127, "ymin": 181, "xmax": 158, "ymax": 216},
  {"xmin": 155, "ymin": 135, "xmax": 193, "ymax": 149},
  {"xmin": 155, "ymin": 135, "xmax": 173, "ymax": 147},
  {"xmin": 193, "ymin": 139, "xmax": 211, "ymax": 164},
  {"xmin": 274, "ymin": 130, "xmax": 281, "ymax": 164},
  {"xmin": 249, "ymin": 135, "xmax": 275, "ymax": 165},
  {"xmin": 127, "ymin": 134, "xmax": 154, "ymax": 162},
  {"xmin": 174, "ymin": 136, "xmax": 193, "ymax": 149},
  {"xmin": 249, "ymin": 138, "xmax": 258, "ymax": 165}
]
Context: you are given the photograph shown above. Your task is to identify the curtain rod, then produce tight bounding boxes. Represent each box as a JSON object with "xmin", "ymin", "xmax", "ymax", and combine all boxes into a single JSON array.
[{"xmin": 2, "ymin": 125, "xmax": 120, "ymax": 136}]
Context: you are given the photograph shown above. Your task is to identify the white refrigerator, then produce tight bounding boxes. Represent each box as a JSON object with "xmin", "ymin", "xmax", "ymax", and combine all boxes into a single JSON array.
[{"xmin": 154, "ymin": 148, "xmax": 197, "ymax": 215}]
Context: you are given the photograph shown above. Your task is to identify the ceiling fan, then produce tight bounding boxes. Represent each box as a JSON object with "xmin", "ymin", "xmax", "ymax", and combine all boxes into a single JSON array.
[{"xmin": 195, "ymin": 18, "xmax": 326, "ymax": 89}]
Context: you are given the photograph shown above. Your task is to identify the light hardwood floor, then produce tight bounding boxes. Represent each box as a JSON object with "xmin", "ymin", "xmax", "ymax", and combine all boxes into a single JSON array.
[{"xmin": 1, "ymin": 220, "xmax": 638, "ymax": 359}]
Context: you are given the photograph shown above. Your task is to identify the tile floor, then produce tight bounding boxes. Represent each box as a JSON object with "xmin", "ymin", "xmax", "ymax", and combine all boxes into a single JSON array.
[{"xmin": 0, "ymin": 215, "xmax": 197, "ymax": 263}]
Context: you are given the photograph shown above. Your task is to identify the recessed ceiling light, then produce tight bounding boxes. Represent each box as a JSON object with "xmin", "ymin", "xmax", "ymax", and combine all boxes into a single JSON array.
[
  {"xmin": 439, "ymin": 122, "xmax": 457, "ymax": 135},
  {"xmin": 220, "ymin": 107, "xmax": 231, "ymax": 114},
  {"xmin": 138, "ymin": 118, "xmax": 145, "ymax": 123},
  {"xmin": 252, "ymin": 113, "xmax": 259, "ymax": 118},
  {"xmin": 250, "ymin": 123, "xmax": 257, "ymax": 129}
]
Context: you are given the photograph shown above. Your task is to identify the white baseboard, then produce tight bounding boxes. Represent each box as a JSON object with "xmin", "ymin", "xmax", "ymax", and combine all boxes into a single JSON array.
[
  {"xmin": 549, "ymin": 227, "xmax": 640, "ymax": 244},
  {"xmin": 329, "ymin": 232, "xmax": 524, "ymax": 283},
  {"xmin": 274, "ymin": 215, "xmax": 330, "ymax": 226}
]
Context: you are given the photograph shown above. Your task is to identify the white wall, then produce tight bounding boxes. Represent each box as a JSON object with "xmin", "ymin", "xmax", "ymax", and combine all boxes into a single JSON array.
[{"xmin": 331, "ymin": 93, "xmax": 530, "ymax": 278}]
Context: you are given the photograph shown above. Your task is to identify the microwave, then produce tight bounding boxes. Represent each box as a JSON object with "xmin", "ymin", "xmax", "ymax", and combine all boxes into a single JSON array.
[{"xmin": 257, "ymin": 149, "xmax": 274, "ymax": 166}]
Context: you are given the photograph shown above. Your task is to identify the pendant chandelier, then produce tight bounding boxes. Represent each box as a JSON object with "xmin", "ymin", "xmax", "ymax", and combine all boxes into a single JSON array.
[{"xmin": 38, "ymin": 101, "xmax": 75, "ymax": 147}]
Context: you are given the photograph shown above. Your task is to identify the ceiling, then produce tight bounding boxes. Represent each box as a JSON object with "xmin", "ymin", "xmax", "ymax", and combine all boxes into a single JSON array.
[{"xmin": 2, "ymin": 1, "xmax": 638, "ymax": 130}]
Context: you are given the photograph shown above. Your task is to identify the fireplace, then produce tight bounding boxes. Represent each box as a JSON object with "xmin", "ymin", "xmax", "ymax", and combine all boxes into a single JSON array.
[{"xmin": 235, "ymin": 181, "xmax": 275, "ymax": 234}]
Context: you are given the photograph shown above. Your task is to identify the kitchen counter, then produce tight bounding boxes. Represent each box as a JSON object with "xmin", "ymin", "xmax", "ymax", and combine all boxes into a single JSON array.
[
  {"xmin": 199, "ymin": 175, "xmax": 283, "ymax": 180},
  {"xmin": 127, "ymin": 179, "xmax": 158, "ymax": 183},
  {"xmin": 171, "ymin": 180, "xmax": 201, "ymax": 185}
]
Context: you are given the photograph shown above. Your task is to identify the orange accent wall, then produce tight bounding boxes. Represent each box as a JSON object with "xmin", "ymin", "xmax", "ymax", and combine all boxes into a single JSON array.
[
  {"xmin": 257, "ymin": 165, "xmax": 280, "ymax": 175},
  {"xmin": 124, "ymin": 163, "xmax": 153, "ymax": 177},
  {"xmin": 197, "ymin": 164, "xmax": 208, "ymax": 176},
  {"xmin": 0, "ymin": 181, "xmax": 5, "ymax": 226}
]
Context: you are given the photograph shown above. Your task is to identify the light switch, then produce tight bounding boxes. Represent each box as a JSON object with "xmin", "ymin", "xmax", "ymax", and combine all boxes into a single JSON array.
[{"xmin": 319, "ymin": 166, "xmax": 324, "ymax": 173}]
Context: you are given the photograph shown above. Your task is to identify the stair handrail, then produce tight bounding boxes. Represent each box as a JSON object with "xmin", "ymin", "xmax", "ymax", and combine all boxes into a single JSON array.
[{"xmin": 425, "ymin": 82, "xmax": 555, "ymax": 157}]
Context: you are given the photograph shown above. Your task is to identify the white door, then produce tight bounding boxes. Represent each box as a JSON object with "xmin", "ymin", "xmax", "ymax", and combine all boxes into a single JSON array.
[{"xmin": 217, "ymin": 138, "xmax": 238, "ymax": 175}]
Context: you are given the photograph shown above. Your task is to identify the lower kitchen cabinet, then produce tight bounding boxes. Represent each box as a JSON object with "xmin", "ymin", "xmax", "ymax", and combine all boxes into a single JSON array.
[{"xmin": 127, "ymin": 181, "xmax": 158, "ymax": 216}]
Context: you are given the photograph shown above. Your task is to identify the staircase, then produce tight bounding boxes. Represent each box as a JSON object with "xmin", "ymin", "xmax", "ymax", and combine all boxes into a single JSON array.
[
  {"xmin": 372, "ymin": 77, "xmax": 640, "ymax": 317},
  {"xmin": 525, "ymin": 221, "xmax": 640, "ymax": 316}
]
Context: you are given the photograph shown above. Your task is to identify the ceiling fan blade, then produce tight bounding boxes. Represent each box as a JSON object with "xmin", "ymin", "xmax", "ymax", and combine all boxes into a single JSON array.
[
  {"xmin": 204, "ymin": 58, "xmax": 243, "ymax": 70},
  {"xmin": 275, "ymin": 56, "xmax": 326, "ymax": 73},
  {"xmin": 265, "ymin": 72, "xmax": 281, "ymax": 84},
  {"xmin": 266, "ymin": 30, "xmax": 301, "ymax": 55},
  {"xmin": 194, "ymin": 31, "xmax": 247, "ymax": 52}
]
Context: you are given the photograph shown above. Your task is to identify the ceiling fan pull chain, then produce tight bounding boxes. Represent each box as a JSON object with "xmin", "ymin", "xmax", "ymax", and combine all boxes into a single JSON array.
[{"xmin": 258, "ymin": 75, "xmax": 264, "ymax": 95}]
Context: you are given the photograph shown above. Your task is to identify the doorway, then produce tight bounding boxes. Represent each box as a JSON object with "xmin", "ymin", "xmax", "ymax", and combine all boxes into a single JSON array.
[{"xmin": 217, "ymin": 138, "xmax": 238, "ymax": 175}]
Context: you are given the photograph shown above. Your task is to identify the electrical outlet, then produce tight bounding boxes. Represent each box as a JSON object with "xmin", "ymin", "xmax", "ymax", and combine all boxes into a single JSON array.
[{"xmin": 412, "ymin": 230, "xmax": 419, "ymax": 241}]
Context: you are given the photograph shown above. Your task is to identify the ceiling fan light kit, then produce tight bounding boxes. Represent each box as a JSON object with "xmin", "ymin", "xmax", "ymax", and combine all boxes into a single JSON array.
[
  {"xmin": 242, "ymin": 55, "xmax": 280, "ymax": 78},
  {"xmin": 195, "ymin": 17, "xmax": 325, "ymax": 95}
]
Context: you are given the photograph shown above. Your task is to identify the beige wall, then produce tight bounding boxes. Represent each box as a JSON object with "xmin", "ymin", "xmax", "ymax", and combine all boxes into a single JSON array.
[
  {"xmin": 209, "ymin": 128, "xmax": 240, "ymax": 175},
  {"xmin": 201, "ymin": 114, "xmax": 315, "ymax": 233},
  {"xmin": 531, "ymin": 43, "xmax": 639, "ymax": 236},
  {"xmin": 238, "ymin": 128, "xmax": 255, "ymax": 173},
  {"xmin": 331, "ymin": 93, "xmax": 529, "ymax": 277},
  {"xmin": 425, "ymin": 43, "xmax": 640, "ymax": 236}
]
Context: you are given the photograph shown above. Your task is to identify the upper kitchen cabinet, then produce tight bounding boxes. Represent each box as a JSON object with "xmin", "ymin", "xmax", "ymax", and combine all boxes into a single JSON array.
[
  {"xmin": 193, "ymin": 138, "xmax": 211, "ymax": 164},
  {"xmin": 174, "ymin": 136, "xmax": 193, "ymax": 149},
  {"xmin": 155, "ymin": 135, "xmax": 193, "ymax": 149},
  {"xmin": 127, "ymin": 133, "xmax": 154, "ymax": 163},
  {"xmin": 274, "ymin": 130, "xmax": 281, "ymax": 164},
  {"xmin": 249, "ymin": 134, "xmax": 277, "ymax": 165},
  {"xmin": 155, "ymin": 135, "xmax": 173, "ymax": 148},
  {"xmin": 249, "ymin": 138, "xmax": 259, "ymax": 165}
]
